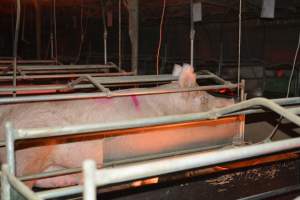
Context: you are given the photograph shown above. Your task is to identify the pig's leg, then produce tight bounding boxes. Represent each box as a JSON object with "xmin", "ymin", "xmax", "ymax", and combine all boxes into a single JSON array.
[
  {"xmin": 33, "ymin": 140, "xmax": 104, "ymax": 188},
  {"xmin": 35, "ymin": 165, "xmax": 80, "ymax": 188},
  {"xmin": 16, "ymin": 146, "xmax": 55, "ymax": 187}
]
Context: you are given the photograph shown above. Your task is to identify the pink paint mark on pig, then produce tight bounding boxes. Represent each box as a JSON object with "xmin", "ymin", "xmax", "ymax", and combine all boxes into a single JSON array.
[{"xmin": 131, "ymin": 95, "xmax": 140, "ymax": 110}]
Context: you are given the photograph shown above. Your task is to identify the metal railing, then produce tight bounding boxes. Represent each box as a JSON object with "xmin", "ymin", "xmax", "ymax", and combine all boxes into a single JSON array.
[
  {"xmin": 82, "ymin": 136, "xmax": 300, "ymax": 200},
  {"xmin": 0, "ymin": 70, "xmax": 238, "ymax": 103},
  {"xmin": 1, "ymin": 97, "xmax": 300, "ymax": 199}
]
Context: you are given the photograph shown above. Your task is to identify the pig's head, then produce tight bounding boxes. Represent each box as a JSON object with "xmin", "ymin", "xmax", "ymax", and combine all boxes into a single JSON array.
[
  {"xmin": 169, "ymin": 64, "xmax": 208, "ymax": 113},
  {"xmin": 171, "ymin": 64, "xmax": 234, "ymax": 113}
]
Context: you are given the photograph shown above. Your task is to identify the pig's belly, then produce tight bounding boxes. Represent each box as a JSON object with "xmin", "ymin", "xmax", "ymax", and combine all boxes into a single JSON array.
[{"xmin": 104, "ymin": 117, "xmax": 243, "ymax": 163}]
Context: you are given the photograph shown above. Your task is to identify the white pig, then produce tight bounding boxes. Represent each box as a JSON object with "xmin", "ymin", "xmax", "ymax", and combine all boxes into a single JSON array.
[{"xmin": 0, "ymin": 64, "xmax": 236, "ymax": 188}]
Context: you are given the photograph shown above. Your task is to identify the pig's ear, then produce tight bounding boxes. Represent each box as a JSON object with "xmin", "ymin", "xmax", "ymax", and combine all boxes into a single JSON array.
[
  {"xmin": 172, "ymin": 64, "xmax": 183, "ymax": 76},
  {"xmin": 179, "ymin": 64, "xmax": 196, "ymax": 88}
]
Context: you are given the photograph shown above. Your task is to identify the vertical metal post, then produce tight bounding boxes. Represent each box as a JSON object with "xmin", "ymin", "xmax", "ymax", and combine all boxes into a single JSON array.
[
  {"xmin": 83, "ymin": 160, "xmax": 97, "ymax": 200},
  {"xmin": 53, "ymin": 0, "xmax": 58, "ymax": 63},
  {"xmin": 237, "ymin": 0, "xmax": 242, "ymax": 100},
  {"xmin": 128, "ymin": 0, "xmax": 139, "ymax": 75},
  {"xmin": 241, "ymin": 79, "xmax": 246, "ymax": 101},
  {"xmin": 190, "ymin": 0, "xmax": 195, "ymax": 67},
  {"xmin": 33, "ymin": 0, "xmax": 42, "ymax": 59},
  {"xmin": 1, "ymin": 165, "xmax": 11, "ymax": 200},
  {"xmin": 118, "ymin": 0, "xmax": 122, "ymax": 70},
  {"xmin": 5, "ymin": 122, "xmax": 16, "ymax": 175},
  {"xmin": 100, "ymin": 0, "xmax": 108, "ymax": 64},
  {"xmin": 13, "ymin": 0, "xmax": 21, "ymax": 98}
]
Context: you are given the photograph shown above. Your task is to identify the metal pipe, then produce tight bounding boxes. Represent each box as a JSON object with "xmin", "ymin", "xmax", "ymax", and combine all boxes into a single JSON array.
[
  {"xmin": 237, "ymin": 0, "xmax": 242, "ymax": 99},
  {"xmin": 118, "ymin": 0, "xmax": 122, "ymax": 70},
  {"xmin": 65, "ymin": 75, "xmax": 110, "ymax": 93},
  {"xmin": 93, "ymin": 137, "xmax": 300, "ymax": 186},
  {"xmin": 190, "ymin": 0, "xmax": 195, "ymax": 67},
  {"xmin": 14, "ymin": 98, "xmax": 300, "ymax": 140},
  {"xmin": 0, "ymin": 83, "xmax": 239, "ymax": 105},
  {"xmin": 37, "ymin": 137, "xmax": 300, "ymax": 199},
  {"xmin": 0, "ymin": 73, "xmax": 220, "ymax": 92},
  {"xmin": 19, "ymin": 144, "xmax": 225, "ymax": 182},
  {"xmin": 12, "ymin": 0, "xmax": 21, "ymax": 98},
  {"xmin": 0, "ymin": 72, "xmax": 133, "ymax": 81},
  {"xmin": 83, "ymin": 160, "xmax": 97, "ymax": 200},
  {"xmin": 100, "ymin": 0, "xmax": 108, "ymax": 64},
  {"xmin": 33, "ymin": 0, "xmax": 41, "ymax": 59},
  {"xmin": 1, "ymin": 165, "xmax": 11, "ymax": 200},
  {"xmin": 1, "ymin": 100, "xmax": 299, "ymax": 148},
  {"xmin": 0, "ymin": 59, "xmax": 56, "ymax": 64},
  {"xmin": 5, "ymin": 122, "xmax": 16, "ymax": 175},
  {"xmin": 16, "ymin": 64, "xmax": 115, "ymax": 70},
  {"xmin": 2, "ymin": 165, "xmax": 42, "ymax": 200},
  {"xmin": 53, "ymin": 0, "xmax": 58, "ymax": 63}
]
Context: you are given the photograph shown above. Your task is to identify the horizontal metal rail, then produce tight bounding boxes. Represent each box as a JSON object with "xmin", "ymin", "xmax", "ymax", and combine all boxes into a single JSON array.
[
  {"xmin": 1, "ymin": 165, "xmax": 42, "ymax": 200},
  {"xmin": 0, "ymin": 59, "xmax": 56, "ymax": 65},
  {"xmin": 16, "ymin": 64, "xmax": 116, "ymax": 70},
  {"xmin": 12, "ymin": 98, "xmax": 300, "ymax": 140},
  {"xmin": 2, "ymin": 97, "xmax": 300, "ymax": 199},
  {"xmin": 36, "ymin": 137, "xmax": 300, "ymax": 199},
  {"xmin": 1, "ymin": 97, "xmax": 300, "ymax": 149},
  {"xmin": 0, "ymin": 72, "xmax": 133, "ymax": 81},
  {"xmin": 0, "ymin": 83, "xmax": 239, "ymax": 105},
  {"xmin": 84, "ymin": 137, "xmax": 300, "ymax": 200},
  {"xmin": 0, "ymin": 73, "xmax": 223, "ymax": 94}
]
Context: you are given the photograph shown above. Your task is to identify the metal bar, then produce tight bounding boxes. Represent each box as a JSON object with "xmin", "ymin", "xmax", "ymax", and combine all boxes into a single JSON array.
[
  {"xmin": 64, "ymin": 75, "xmax": 110, "ymax": 93},
  {"xmin": 0, "ymin": 73, "xmax": 215, "ymax": 84},
  {"xmin": 83, "ymin": 160, "xmax": 97, "ymax": 200},
  {"xmin": 14, "ymin": 98, "xmax": 300, "ymax": 140},
  {"xmin": 15, "ymin": 64, "xmax": 115, "ymax": 70},
  {"xmin": 118, "ymin": 0, "xmax": 122, "ymax": 70},
  {"xmin": 1, "ymin": 165, "xmax": 11, "ymax": 200},
  {"xmin": 5, "ymin": 122, "xmax": 16, "ymax": 175},
  {"xmin": 100, "ymin": 0, "xmax": 108, "ymax": 64},
  {"xmin": 237, "ymin": 0, "xmax": 242, "ymax": 99},
  {"xmin": 190, "ymin": 0, "xmax": 195, "ymax": 67},
  {"xmin": 0, "ymin": 84, "xmax": 239, "ymax": 105},
  {"xmin": 85, "ymin": 75, "xmax": 110, "ymax": 93},
  {"xmin": 93, "ymin": 137, "xmax": 300, "ymax": 186},
  {"xmin": 18, "ymin": 144, "xmax": 225, "ymax": 182},
  {"xmin": 0, "ymin": 72, "xmax": 134, "ymax": 80},
  {"xmin": 37, "ymin": 137, "xmax": 300, "ymax": 199},
  {"xmin": 203, "ymin": 70, "xmax": 227, "ymax": 84},
  {"xmin": 3, "ymin": 70, "xmax": 113, "ymax": 75},
  {"xmin": 1, "ymin": 99, "xmax": 299, "ymax": 149},
  {"xmin": 2, "ymin": 165, "xmax": 42, "ymax": 200},
  {"xmin": 12, "ymin": 0, "xmax": 21, "ymax": 98},
  {"xmin": 0, "ymin": 60, "xmax": 56, "ymax": 64}
]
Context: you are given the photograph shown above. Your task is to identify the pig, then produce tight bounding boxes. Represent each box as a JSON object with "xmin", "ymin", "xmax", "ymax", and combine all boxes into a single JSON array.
[{"xmin": 0, "ymin": 64, "xmax": 237, "ymax": 188}]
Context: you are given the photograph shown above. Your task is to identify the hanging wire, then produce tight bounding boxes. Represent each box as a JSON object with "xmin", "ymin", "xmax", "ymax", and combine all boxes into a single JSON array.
[
  {"xmin": 237, "ymin": 0, "xmax": 242, "ymax": 99},
  {"xmin": 264, "ymin": 32, "xmax": 300, "ymax": 142},
  {"xmin": 118, "ymin": 0, "xmax": 122, "ymax": 70},
  {"xmin": 100, "ymin": 0, "xmax": 108, "ymax": 64},
  {"xmin": 13, "ymin": 0, "xmax": 21, "ymax": 97},
  {"xmin": 74, "ymin": 0, "xmax": 88, "ymax": 64},
  {"xmin": 53, "ymin": 0, "xmax": 58, "ymax": 63},
  {"xmin": 155, "ymin": 0, "xmax": 166, "ymax": 76},
  {"xmin": 190, "ymin": 0, "xmax": 195, "ymax": 68}
]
